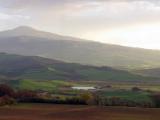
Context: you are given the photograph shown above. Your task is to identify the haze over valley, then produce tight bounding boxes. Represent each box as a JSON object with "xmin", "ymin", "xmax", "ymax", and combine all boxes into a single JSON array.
[{"xmin": 0, "ymin": 1, "xmax": 160, "ymax": 120}]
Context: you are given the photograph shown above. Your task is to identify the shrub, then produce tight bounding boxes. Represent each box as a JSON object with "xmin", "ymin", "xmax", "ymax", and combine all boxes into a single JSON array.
[
  {"xmin": 150, "ymin": 93, "xmax": 160, "ymax": 107},
  {"xmin": 131, "ymin": 87, "xmax": 142, "ymax": 92},
  {"xmin": 0, "ymin": 95, "xmax": 16, "ymax": 106},
  {"xmin": 79, "ymin": 92, "xmax": 94, "ymax": 105},
  {"xmin": 0, "ymin": 84, "xmax": 15, "ymax": 97},
  {"xmin": 16, "ymin": 90, "xmax": 38, "ymax": 102}
]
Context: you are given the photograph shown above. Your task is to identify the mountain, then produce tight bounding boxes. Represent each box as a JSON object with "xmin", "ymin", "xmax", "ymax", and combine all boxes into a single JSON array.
[
  {"xmin": 0, "ymin": 26, "xmax": 84, "ymax": 41},
  {"xmin": 1, "ymin": 26, "xmax": 160, "ymax": 70},
  {"xmin": 0, "ymin": 53, "xmax": 155, "ymax": 82}
]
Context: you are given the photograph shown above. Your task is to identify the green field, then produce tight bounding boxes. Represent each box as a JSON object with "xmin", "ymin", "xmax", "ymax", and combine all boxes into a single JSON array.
[
  {"xmin": 7, "ymin": 79, "xmax": 160, "ymax": 106},
  {"xmin": 10, "ymin": 80, "xmax": 76, "ymax": 91},
  {"xmin": 100, "ymin": 90, "xmax": 152, "ymax": 103}
]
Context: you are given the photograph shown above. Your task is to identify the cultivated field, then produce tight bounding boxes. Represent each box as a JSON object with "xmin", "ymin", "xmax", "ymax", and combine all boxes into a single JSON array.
[{"xmin": 0, "ymin": 104, "xmax": 160, "ymax": 120}]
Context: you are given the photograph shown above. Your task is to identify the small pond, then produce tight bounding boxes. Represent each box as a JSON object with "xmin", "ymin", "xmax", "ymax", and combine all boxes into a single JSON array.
[{"xmin": 71, "ymin": 86, "xmax": 96, "ymax": 90}]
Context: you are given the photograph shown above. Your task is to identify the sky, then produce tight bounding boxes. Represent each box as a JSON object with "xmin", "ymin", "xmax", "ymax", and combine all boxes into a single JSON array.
[{"xmin": 1, "ymin": 0, "xmax": 160, "ymax": 49}]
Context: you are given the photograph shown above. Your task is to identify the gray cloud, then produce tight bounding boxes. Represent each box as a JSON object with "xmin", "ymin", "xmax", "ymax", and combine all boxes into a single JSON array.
[
  {"xmin": 1, "ymin": 0, "xmax": 160, "ymax": 10},
  {"xmin": 0, "ymin": 0, "xmax": 160, "ymax": 39}
]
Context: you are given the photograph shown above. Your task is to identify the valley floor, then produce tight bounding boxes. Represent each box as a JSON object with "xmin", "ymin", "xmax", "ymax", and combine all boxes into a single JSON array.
[{"xmin": 0, "ymin": 104, "xmax": 160, "ymax": 120}]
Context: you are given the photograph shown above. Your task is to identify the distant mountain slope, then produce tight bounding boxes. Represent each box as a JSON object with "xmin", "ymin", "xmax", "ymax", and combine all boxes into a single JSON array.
[
  {"xmin": 1, "ymin": 26, "xmax": 160, "ymax": 70},
  {"xmin": 135, "ymin": 68, "xmax": 160, "ymax": 78},
  {"xmin": 0, "ymin": 53, "xmax": 155, "ymax": 81}
]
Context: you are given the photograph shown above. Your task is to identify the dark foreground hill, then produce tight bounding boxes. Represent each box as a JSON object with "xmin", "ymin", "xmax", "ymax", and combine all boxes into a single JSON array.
[
  {"xmin": 0, "ymin": 104, "xmax": 160, "ymax": 120},
  {"xmin": 1, "ymin": 26, "xmax": 160, "ymax": 70},
  {"xmin": 0, "ymin": 53, "xmax": 155, "ymax": 82}
]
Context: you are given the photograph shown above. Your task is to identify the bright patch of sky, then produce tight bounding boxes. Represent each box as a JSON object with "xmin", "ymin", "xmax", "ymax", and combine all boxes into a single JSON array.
[{"xmin": 1, "ymin": 0, "xmax": 160, "ymax": 49}]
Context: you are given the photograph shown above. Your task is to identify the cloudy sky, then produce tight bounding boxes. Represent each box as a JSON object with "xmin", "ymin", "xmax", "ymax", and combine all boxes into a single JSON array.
[{"xmin": 1, "ymin": 0, "xmax": 160, "ymax": 49}]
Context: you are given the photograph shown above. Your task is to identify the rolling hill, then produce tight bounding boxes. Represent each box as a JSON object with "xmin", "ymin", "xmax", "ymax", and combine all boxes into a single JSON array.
[
  {"xmin": 1, "ymin": 26, "xmax": 160, "ymax": 70},
  {"xmin": 0, "ymin": 53, "xmax": 155, "ymax": 82},
  {"xmin": 135, "ymin": 68, "xmax": 160, "ymax": 78}
]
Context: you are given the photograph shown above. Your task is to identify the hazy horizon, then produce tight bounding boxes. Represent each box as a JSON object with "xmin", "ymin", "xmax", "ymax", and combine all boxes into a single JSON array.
[{"xmin": 1, "ymin": 0, "xmax": 160, "ymax": 49}]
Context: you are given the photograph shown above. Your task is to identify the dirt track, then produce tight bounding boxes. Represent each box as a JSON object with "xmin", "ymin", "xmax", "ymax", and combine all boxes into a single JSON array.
[{"xmin": 0, "ymin": 104, "xmax": 160, "ymax": 120}]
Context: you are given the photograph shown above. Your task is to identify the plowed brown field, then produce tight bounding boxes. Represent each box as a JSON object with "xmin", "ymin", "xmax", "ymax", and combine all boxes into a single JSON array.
[{"xmin": 0, "ymin": 104, "xmax": 160, "ymax": 120}]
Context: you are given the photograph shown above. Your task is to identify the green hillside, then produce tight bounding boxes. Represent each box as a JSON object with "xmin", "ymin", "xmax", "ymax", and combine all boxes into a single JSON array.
[
  {"xmin": 135, "ymin": 68, "xmax": 160, "ymax": 78},
  {"xmin": 0, "ymin": 53, "xmax": 156, "ymax": 82}
]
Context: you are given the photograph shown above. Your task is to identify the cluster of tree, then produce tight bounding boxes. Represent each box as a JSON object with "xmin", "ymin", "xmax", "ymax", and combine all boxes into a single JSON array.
[
  {"xmin": 0, "ymin": 84, "xmax": 160, "ymax": 108},
  {"xmin": 93, "ymin": 95, "xmax": 154, "ymax": 108},
  {"xmin": 17, "ymin": 92, "xmax": 94, "ymax": 105},
  {"xmin": 0, "ymin": 84, "xmax": 92, "ymax": 105},
  {"xmin": 150, "ymin": 93, "xmax": 160, "ymax": 107},
  {"xmin": 0, "ymin": 84, "xmax": 16, "ymax": 105}
]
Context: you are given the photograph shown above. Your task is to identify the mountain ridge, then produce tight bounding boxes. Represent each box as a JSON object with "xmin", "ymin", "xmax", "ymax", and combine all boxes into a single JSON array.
[
  {"xmin": 1, "ymin": 26, "xmax": 160, "ymax": 70},
  {"xmin": 0, "ymin": 26, "xmax": 87, "ymax": 42},
  {"xmin": 2, "ymin": 26, "xmax": 160, "ymax": 50}
]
